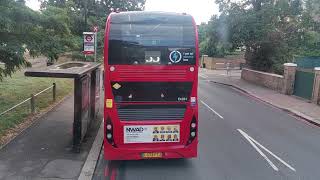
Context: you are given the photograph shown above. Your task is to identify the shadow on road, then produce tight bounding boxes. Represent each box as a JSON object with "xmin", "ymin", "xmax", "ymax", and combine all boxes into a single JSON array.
[{"xmin": 93, "ymin": 151, "xmax": 195, "ymax": 180}]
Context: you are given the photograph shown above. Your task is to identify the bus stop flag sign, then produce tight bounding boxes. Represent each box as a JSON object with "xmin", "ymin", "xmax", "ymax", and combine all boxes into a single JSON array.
[{"xmin": 83, "ymin": 32, "xmax": 95, "ymax": 55}]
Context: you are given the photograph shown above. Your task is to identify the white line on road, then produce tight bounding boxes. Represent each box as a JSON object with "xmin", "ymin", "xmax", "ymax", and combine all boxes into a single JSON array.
[
  {"xmin": 238, "ymin": 129, "xmax": 279, "ymax": 171},
  {"xmin": 200, "ymin": 100, "xmax": 224, "ymax": 119},
  {"xmin": 237, "ymin": 129, "xmax": 296, "ymax": 172},
  {"xmin": 199, "ymin": 73, "xmax": 208, "ymax": 79},
  {"xmin": 245, "ymin": 131, "xmax": 296, "ymax": 172}
]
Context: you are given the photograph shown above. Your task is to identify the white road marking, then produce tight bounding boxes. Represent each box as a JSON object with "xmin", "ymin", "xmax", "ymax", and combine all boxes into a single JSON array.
[
  {"xmin": 199, "ymin": 74, "xmax": 208, "ymax": 79},
  {"xmin": 200, "ymin": 100, "xmax": 224, "ymax": 119},
  {"xmin": 238, "ymin": 129, "xmax": 279, "ymax": 171},
  {"xmin": 218, "ymin": 74, "xmax": 228, "ymax": 76},
  {"xmin": 238, "ymin": 129, "xmax": 296, "ymax": 172},
  {"xmin": 245, "ymin": 131, "xmax": 296, "ymax": 172}
]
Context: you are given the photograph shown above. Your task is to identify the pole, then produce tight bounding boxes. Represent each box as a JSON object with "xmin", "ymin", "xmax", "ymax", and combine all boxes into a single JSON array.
[
  {"xmin": 94, "ymin": 0, "xmax": 98, "ymax": 62},
  {"xmin": 84, "ymin": 0, "xmax": 87, "ymax": 32},
  {"xmin": 94, "ymin": 32, "xmax": 97, "ymax": 62},
  {"xmin": 30, "ymin": 94, "xmax": 35, "ymax": 114},
  {"xmin": 53, "ymin": 83, "xmax": 56, "ymax": 102}
]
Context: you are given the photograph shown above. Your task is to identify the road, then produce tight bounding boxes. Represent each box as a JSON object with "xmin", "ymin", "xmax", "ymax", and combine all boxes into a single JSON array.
[{"xmin": 92, "ymin": 73, "xmax": 320, "ymax": 180}]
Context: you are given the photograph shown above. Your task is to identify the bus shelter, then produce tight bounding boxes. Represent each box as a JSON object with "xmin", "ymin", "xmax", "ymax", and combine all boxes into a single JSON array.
[{"xmin": 25, "ymin": 61, "xmax": 101, "ymax": 152}]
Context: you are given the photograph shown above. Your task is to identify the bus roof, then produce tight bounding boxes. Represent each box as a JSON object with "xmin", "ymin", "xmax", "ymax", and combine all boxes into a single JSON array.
[{"xmin": 109, "ymin": 11, "xmax": 194, "ymax": 25}]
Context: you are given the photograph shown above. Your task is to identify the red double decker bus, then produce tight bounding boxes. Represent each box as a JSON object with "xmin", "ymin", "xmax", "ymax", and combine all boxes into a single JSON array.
[{"xmin": 104, "ymin": 11, "xmax": 199, "ymax": 160}]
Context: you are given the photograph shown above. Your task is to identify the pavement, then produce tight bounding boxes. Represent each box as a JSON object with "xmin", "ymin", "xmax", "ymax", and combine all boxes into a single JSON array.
[
  {"xmin": 199, "ymin": 68, "xmax": 320, "ymax": 124},
  {"xmin": 91, "ymin": 76, "xmax": 320, "ymax": 180},
  {"xmin": 0, "ymin": 95, "xmax": 102, "ymax": 180}
]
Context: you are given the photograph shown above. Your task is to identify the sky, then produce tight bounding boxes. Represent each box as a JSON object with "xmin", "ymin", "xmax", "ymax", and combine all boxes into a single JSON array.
[
  {"xmin": 25, "ymin": 0, "xmax": 41, "ymax": 11},
  {"xmin": 26, "ymin": 0, "xmax": 219, "ymax": 24},
  {"xmin": 145, "ymin": 0, "xmax": 219, "ymax": 24}
]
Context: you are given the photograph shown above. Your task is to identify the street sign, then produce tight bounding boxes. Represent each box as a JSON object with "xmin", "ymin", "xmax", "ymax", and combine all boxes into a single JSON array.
[
  {"xmin": 83, "ymin": 32, "xmax": 95, "ymax": 55},
  {"xmin": 93, "ymin": 26, "xmax": 98, "ymax": 32}
]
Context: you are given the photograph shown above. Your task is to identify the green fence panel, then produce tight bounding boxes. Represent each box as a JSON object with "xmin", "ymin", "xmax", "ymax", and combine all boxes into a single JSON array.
[{"xmin": 294, "ymin": 69, "xmax": 315, "ymax": 100}]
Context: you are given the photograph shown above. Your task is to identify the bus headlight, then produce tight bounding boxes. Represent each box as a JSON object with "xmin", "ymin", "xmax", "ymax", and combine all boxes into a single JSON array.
[
  {"xmin": 110, "ymin": 66, "xmax": 115, "ymax": 71},
  {"xmin": 107, "ymin": 124, "xmax": 112, "ymax": 130},
  {"xmin": 189, "ymin": 67, "xmax": 195, "ymax": 72},
  {"xmin": 107, "ymin": 133, "xmax": 112, "ymax": 139},
  {"xmin": 191, "ymin": 123, "xmax": 196, "ymax": 128}
]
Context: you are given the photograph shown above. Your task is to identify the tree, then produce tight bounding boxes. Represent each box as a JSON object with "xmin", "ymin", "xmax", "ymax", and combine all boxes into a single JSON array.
[
  {"xmin": 199, "ymin": 15, "xmax": 233, "ymax": 57},
  {"xmin": 213, "ymin": 0, "xmax": 312, "ymax": 74},
  {"xmin": 198, "ymin": 23, "xmax": 207, "ymax": 44},
  {"xmin": 0, "ymin": 0, "xmax": 75, "ymax": 80},
  {"xmin": 40, "ymin": 0, "xmax": 67, "ymax": 8},
  {"xmin": 41, "ymin": 0, "xmax": 146, "ymax": 33},
  {"xmin": 40, "ymin": 0, "xmax": 146, "ymax": 60},
  {"xmin": 36, "ymin": 6, "xmax": 77, "ymax": 63},
  {"xmin": 0, "ymin": 0, "xmax": 39, "ymax": 80},
  {"xmin": 298, "ymin": 0, "xmax": 320, "ymax": 56}
]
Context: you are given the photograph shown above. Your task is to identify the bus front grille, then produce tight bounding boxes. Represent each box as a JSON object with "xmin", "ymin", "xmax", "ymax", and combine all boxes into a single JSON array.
[{"xmin": 116, "ymin": 105, "xmax": 186, "ymax": 121}]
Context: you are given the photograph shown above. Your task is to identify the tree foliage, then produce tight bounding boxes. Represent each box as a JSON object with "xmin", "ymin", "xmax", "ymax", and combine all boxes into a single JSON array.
[
  {"xmin": 40, "ymin": 0, "xmax": 146, "ymax": 60},
  {"xmin": 1, "ymin": 0, "xmax": 39, "ymax": 80},
  {"xmin": 0, "ymin": 0, "xmax": 146, "ymax": 80},
  {"xmin": 199, "ymin": 15, "xmax": 233, "ymax": 57},
  {"xmin": 0, "ymin": 0, "xmax": 75, "ymax": 80},
  {"xmin": 200, "ymin": 0, "xmax": 320, "ymax": 74}
]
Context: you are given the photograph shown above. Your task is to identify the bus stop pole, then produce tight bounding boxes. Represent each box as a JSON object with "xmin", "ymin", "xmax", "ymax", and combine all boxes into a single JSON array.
[{"xmin": 94, "ymin": 32, "xmax": 97, "ymax": 62}]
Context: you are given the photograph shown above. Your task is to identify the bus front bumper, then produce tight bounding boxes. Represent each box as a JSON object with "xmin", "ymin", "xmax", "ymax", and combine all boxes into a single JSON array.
[{"xmin": 103, "ymin": 140, "xmax": 198, "ymax": 160}]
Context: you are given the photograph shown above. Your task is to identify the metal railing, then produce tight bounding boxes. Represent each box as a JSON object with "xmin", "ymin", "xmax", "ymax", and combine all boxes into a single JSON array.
[{"xmin": 0, "ymin": 83, "xmax": 56, "ymax": 116}]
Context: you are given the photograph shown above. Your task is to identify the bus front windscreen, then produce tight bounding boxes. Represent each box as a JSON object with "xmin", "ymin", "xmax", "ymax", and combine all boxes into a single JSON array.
[{"xmin": 108, "ymin": 14, "xmax": 196, "ymax": 65}]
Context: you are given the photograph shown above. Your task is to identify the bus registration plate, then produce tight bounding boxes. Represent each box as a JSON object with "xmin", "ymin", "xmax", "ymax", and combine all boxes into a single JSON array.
[{"xmin": 141, "ymin": 152, "xmax": 163, "ymax": 158}]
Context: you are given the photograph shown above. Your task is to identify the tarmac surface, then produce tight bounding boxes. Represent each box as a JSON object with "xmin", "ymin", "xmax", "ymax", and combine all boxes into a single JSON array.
[{"xmin": 92, "ymin": 78, "xmax": 320, "ymax": 180}]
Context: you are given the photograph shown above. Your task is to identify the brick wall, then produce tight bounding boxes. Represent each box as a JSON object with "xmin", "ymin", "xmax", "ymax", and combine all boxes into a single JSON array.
[
  {"xmin": 241, "ymin": 68, "xmax": 284, "ymax": 92},
  {"xmin": 202, "ymin": 56, "xmax": 246, "ymax": 70},
  {"xmin": 203, "ymin": 57, "xmax": 215, "ymax": 69}
]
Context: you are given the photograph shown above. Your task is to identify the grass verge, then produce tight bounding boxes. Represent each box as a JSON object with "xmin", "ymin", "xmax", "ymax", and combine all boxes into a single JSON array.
[{"xmin": 0, "ymin": 70, "xmax": 73, "ymax": 144}]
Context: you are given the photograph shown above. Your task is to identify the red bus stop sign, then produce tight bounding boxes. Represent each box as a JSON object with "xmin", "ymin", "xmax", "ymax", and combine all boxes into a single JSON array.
[{"xmin": 85, "ymin": 34, "xmax": 93, "ymax": 42}]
